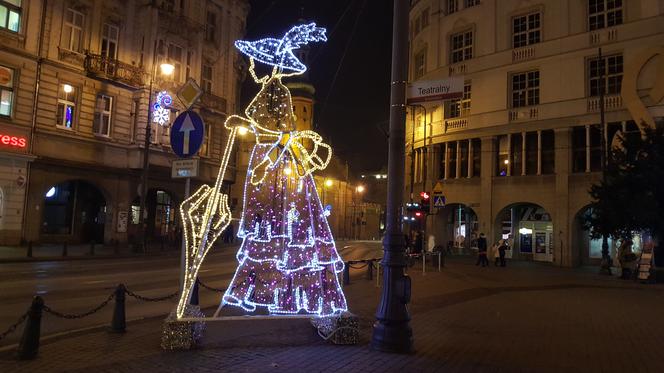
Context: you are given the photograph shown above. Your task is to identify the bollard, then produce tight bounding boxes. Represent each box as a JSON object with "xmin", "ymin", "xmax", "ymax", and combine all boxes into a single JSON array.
[
  {"xmin": 89, "ymin": 241, "xmax": 95, "ymax": 256},
  {"xmin": 26, "ymin": 241, "xmax": 33, "ymax": 258},
  {"xmin": 17, "ymin": 296, "xmax": 44, "ymax": 360},
  {"xmin": 343, "ymin": 262, "xmax": 350, "ymax": 285},
  {"xmin": 366, "ymin": 259, "xmax": 374, "ymax": 280},
  {"xmin": 62, "ymin": 241, "xmax": 68, "ymax": 257},
  {"xmin": 190, "ymin": 278, "xmax": 200, "ymax": 306},
  {"xmin": 438, "ymin": 252, "xmax": 442, "ymax": 271},
  {"xmin": 110, "ymin": 284, "xmax": 126, "ymax": 333},
  {"xmin": 422, "ymin": 253, "xmax": 426, "ymax": 275}
]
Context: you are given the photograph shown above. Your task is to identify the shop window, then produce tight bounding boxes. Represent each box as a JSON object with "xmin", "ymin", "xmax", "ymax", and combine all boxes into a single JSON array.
[
  {"xmin": 0, "ymin": 0, "xmax": 21, "ymax": 32},
  {"xmin": 459, "ymin": 140, "xmax": 469, "ymax": 178},
  {"xmin": 447, "ymin": 142, "xmax": 457, "ymax": 179},
  {"xmin": 511, "ymin": 134, "xmax": 523, "ymax": 175},
  {"xmin": 450, "ymin": 30, "xmax": 473, "ymax": 64},
  {"xmin": 588, "ymin": 0, "xmax": 622, "ymax": 31},
  {"xmin": 56, "ymin": 84, "xmax": 76, "ymax": 129},
  {"xmin": 525, "ymin": 132, "xmax": 538, "ymax": 175},
  {"xmin": 512, "ymin": 11, "xmax": 540, "ymax": 48},
  {"xmin": 471, "ymin": 138, "xmax": 481, "ymax": 177},
  {"xmin": 588, "ymin": 54, "xmax": 622, "ymax": 96},
  {"xmin": 496, "ymin": 135, "xmax": 509, "ymax": 176},
  {"xmin": 572, "ymin": 126, "xmax": 587, "ymax": 173},
  {"xmin": 0, "ymin": 64, "xmax": 14, "ymax": 116},
  {"xmin": 511, "ymin": 70, "xmax": 539, "ymax": 108},
  {"xmin": 93, "ymin": 94, "xmax": 113, "ymax": 137},
  {"xmin": 62, "ymin": 8, "xmax": 84, "ymax": 53},
  {"xmin": 540, "ymin": 130, "xmax": 554, "ymax": 174}
]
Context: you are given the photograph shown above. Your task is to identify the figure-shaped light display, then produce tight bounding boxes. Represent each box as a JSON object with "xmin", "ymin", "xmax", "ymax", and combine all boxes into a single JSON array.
[{"xmin": 175, "ymin": 23, "xmax": 347, "ymax": 318}]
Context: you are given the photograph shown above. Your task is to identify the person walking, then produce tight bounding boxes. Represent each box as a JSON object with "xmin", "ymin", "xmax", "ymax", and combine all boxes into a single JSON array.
[
  {"xmin": 491, "ymin": 240, "xmax": 501, "ymax": 266},
  {"xmin": 498, "ymin": 239, "xmax": 508, "ymax": 267},
  {"xmin": 476, "ymin": 233, "xmax": 489, "ymax": 267},
  {"xmin": 618, "ymin": 239, "xmax": 636, "ymax": 279}
]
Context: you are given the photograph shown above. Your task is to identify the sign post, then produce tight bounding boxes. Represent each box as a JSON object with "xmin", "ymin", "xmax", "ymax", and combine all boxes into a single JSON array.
[
  {"xmin": 432, "ymin": 181, "xmax": 445, "ymax": 210},
  {"xmin": 170, "ymin": 88, "xmax": 204, "ymax": 294}
]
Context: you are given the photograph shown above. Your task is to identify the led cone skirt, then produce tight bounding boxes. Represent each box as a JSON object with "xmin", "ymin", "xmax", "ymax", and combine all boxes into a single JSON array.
[{"xmin": 175, "ymin": 23, "xmax": 347, "ymax": 319}]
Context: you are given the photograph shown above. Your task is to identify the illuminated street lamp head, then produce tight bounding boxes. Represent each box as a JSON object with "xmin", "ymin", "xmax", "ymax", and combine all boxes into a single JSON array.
[
  {"xmin": 63, "ymin": 84, "xmax": 73, "ymax": 93},
  {"xmin": 325, "ymin": 179, "xmax": 333, "ymax": 187},
  {"xmin": 356, "ymin": 185, "xmax": 365, "ymax": 193},
  {"xmin": 160, "ymin": 63, "xmax": 175, "ymax": 76},
  {"xmin": 237, "ymin": 126, "xmax": 249, "ymax": 136},
  {"xmin": 504, "ymin": 159, "xmax": 509, "ymax": 165}
]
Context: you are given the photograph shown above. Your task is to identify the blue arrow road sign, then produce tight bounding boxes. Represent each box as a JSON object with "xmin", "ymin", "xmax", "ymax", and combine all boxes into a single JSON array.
[{"xmin": 170, "ymin": 110, "xmax": 205, "ymax": 158}]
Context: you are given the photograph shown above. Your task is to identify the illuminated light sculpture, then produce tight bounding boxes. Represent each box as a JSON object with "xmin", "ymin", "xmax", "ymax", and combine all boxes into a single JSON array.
[
  {"xmin": 152, "ymin": 91, "xmax": 172, "ymax": 126},
  {"xmin": 175, "ymin": 22, "xmax": 347, "ymax": 319}
]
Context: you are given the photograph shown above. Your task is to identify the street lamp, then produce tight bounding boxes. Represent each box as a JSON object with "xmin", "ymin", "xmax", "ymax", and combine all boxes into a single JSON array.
[
  {"xmin": 138, "ymin": 45, "xmax": 174, "ymax": 250},
  {"xmin": 352, "ymin": 185, "xmax": 365, "ymax": 240}
]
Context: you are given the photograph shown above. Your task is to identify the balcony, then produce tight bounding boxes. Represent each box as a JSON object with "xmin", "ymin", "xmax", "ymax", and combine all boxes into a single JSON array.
[
  {"xmin": 509, "ymin": 107, "xmax": 539, "ymax": 122},
  {"xmin": 58, "ymin": 47, "xmax": 86, "ymax": 67},
  {"xmin": 84, "ymin": 53, "xmax": 145, "ymax": 87},
  {"xmin": 586, "ymin": 94, "xmax": 622, "ymax": 112},
  {"xmin": 200, "ymin": 92, "xmax": 227, "ymax": 114},
  {"xmin": 444, "ymin": 118, "xmax": 468, "ymax": 133},
  {"xmin": 512, "ymin": 45, "xmax": 535, "ymax": 62},
  {"xmin": 589, "ymin": 27, "xmax": 619, "ymax": 45}
]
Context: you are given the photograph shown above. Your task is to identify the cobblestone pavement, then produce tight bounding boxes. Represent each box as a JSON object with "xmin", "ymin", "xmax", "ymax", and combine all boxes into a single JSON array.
[{"xmin": 1, "ymin": 258, "xmax": 663, "ymax": 372}]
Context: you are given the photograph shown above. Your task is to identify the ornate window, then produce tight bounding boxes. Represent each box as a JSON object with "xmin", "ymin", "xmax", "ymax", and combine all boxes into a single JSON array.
[
  {"xmin": 511, "ymin": 70, "xmax": 540, "ymax": 108},
  {"xmin": 93, "ymin": 94, "xmax": 113, "ymax": 136},
  {"xmin": 56, "ymin": 84, "xmax": 76, "ymax": 129},
  {"xmin": 512, "ymin": 12, "xmax": 541, "ymax": 48},
  {"xmin": 0, "ymin": 0, "xmax": 21, "ymax": 32},
  {"xmin": 588, "ymin": 54, "xmax": 622, "ymax": 96},
  {"xmin": 0, "ymin": 64, "xmax": 14, "ymax": 117},
  {"xmin": 588, "ymin": 0, "xmax": 622, "ymax": 31},
  {"xmin": 450, "ymin": 30, "xmax": 473, "ymax": 64},
  {"xmin": 63, "ymin": 8, "xmax": 85, "ymax": 52}
]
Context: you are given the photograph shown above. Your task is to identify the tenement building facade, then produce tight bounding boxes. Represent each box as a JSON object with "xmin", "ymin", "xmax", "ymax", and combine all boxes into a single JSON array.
[
  {"xmin": 407, "ymin": 0, "xmax": 664, "ymax": 266},
  {"xmin": 0, "ymin": 0, "xmax": 249, "ymax": 246}
]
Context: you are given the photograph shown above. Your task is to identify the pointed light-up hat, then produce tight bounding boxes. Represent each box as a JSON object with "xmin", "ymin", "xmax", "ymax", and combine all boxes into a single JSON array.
[{"xmin": 235, "ymin": 22, "xmax": 327, "ymax": 73}]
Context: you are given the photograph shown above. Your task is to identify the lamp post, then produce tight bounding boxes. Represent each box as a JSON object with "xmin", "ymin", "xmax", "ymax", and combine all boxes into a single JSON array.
[
  {"xmin": 372, "ymin": 0, "xmax": 413, "ymax": 353},
  {"xmin": 355, "ymin": 185, "xmax": 365, "ymax": 240},
  {"xmin": 138, "ymin": 43, "xmax": 174, "ymax": 251}
]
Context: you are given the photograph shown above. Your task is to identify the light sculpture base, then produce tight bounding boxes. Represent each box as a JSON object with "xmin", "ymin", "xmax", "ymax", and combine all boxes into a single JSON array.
[{"xmin": 161, "ymin": 305, "xmax": 206, "ymax": 350}]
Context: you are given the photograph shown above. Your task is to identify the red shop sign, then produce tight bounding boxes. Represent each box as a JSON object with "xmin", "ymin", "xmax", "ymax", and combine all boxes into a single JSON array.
[{"xmin": 0, "ymin": 133, "xmax": 27, "ymax": 148}]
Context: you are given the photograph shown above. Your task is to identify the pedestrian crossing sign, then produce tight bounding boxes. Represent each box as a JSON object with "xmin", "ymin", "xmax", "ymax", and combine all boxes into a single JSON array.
[{"xmin": 433, "ymin": 195, "xmax": 445, "ymax": 208}]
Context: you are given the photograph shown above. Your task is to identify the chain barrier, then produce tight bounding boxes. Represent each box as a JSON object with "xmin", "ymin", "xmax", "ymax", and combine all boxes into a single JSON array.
[
  {"xmin": 43, "ymin": 292, "xmax": 115, "ymax": 319},
  {"xmin": 124, "ymin": 287, "xmax": 178, "ymax": 302},
  {"xmin": 348, "ymin": 262, "xmax": 369, "ymax": 270},
  {"xmin": 197, "ymin": 279, "xmax": 226, "ymax": 293},
  {"xmin": 0, "ymin": 311, "xmax": 29, "ymax": 342}
]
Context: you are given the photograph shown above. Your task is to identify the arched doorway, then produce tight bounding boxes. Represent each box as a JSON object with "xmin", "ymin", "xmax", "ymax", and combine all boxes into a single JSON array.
[
  {"xmin": 42, "ymin": 180, "xmax": 106, "ymax": 243},
  {"xmin": 494, "ymin": 203, "xmax": 553, "ymax": 262},
  {"xmin": 129, "ymin": 189, "xmax": 177, "ymax": 244},
  {"xmin": 573, "ymin": 205, "xmax": 644, "ymax": 265},
  {"xmin": 432, "ymin": 203, "xmax": 478, "ymax": 255}
]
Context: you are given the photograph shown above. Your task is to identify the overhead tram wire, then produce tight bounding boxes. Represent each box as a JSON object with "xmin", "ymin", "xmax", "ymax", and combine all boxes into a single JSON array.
[{"xmin": 309, "ymin": 0, "xmax": 356, "ymax": 66}]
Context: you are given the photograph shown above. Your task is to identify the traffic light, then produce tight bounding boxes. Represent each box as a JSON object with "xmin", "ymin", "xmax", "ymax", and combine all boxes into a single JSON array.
[{"xmin": 420, "ymin": 191, "xmax": 430, "ymax": 212}]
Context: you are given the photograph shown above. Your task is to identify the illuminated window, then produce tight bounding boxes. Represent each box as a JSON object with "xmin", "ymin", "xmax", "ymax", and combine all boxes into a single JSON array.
[
  {"xmin": 202, "ymin": 63, "xmax": 213, "ymax": 93},
  {"xmin": 588, "ymin": 54, "xmax": 622, "ymax": 96},
  {"xmin": 0, "ymin": 64, "xmax": 14, "ymax": 117},
  {"xmin": 511, "ymin": 70, "xmax": 539, "ymax": 108},
  {"xmin": 62, "ymin": 8, "xmax": 84, "ymax": 52},
  {"xmin": 512, "ymin": 12, "xmax": 540, "ymax": 48},
  {"xmin": 450, "ymin": 30, "xmax": 472, "ymax": 64},
  {"xmin": 0, "ymin": 0, "xmax": 21, "ymax": 32},
  {"xmin": 589, "ymin": 0, "xmax": 622, "ymax": 31},
  {"xmin": 56, "ymin": 84, "xmax": 76, "ymax": 129},
  {"xmin": 93, "ymin": 94, "xmax": 113, "ymax": 136}
]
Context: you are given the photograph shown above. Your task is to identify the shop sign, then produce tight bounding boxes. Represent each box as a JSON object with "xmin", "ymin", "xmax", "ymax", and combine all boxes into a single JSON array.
[
  {"xmin": 117, "ymin": 211, "xmax": 128, "ymax": 233},
  {"xmin": 0, "ymin": 133, "xmax": 27, "ymax": 148},
  {"xmin": 407, "ymin": 77, "xmax": 463, "ymax": 104}
]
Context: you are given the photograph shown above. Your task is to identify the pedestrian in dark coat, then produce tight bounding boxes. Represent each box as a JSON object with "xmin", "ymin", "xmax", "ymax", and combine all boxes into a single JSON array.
[
  {"xmin": 498, "ymin": 239, "xmax": 508, "ymax": 267},
  {"xmin": 414, "ymin": 231, "xmax": 423, "ymax": 254},
  {"xmin": 476, "ymin": 233, "xmax": 489, "ymax": 267}
]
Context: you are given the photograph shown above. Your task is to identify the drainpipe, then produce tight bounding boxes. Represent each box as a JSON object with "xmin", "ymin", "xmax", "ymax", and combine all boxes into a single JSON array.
[{"xmin": 20, "ymin": 0, "xmax": 48, "ymax": 244}]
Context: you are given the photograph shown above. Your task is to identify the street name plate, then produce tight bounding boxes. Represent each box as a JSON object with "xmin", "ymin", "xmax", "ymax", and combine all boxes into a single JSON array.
[{"xmin": 172, "ymin": 158, "xmax": 199, "ymax": 178}]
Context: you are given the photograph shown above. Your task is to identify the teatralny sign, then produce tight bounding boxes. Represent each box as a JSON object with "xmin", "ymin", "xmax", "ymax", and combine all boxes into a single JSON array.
[{"xmin": 407, "ymin": 77, "xmax": 464, "ymax": 104}]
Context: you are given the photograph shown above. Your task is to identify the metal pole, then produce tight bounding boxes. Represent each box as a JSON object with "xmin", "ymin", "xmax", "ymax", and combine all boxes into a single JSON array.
[
  {"xmin": 371, "ymin": 0, "xmax": 413, "ymax": 353},
  {"xmin": 180, "ymin": 177, "xmax": 190, "ymax": 294},
  {"xmin": 598, "ymin": 47, "xmax": 611, "ymax": 275},
  {"xmin": 139, "ymin": 41, "xmax": 158, "ymax": 253}
]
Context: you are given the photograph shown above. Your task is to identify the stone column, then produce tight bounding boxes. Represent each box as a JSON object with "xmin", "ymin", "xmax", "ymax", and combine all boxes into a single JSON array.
[
  {"xmin": 479, "ymin": 136, "xmax": 495, "ymax": 241},
  {"xmin": 554, "ymin": 128, "xmax": 573, "ymax": 267}
]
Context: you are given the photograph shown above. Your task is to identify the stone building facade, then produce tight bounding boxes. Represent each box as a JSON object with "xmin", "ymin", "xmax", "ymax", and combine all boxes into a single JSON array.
[
  {"xmin": 0, "ymin": 0, "xmax": 249, "ymax": 246},
  {"xmin": 407, "ymin": 0, "xmax": 664, "ymax": 266}
]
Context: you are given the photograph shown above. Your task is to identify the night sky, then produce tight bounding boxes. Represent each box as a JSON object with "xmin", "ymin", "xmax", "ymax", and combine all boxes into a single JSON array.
[{"xmin": 240, "ymin": 0, "xmax": 393, "ymax": 174}]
